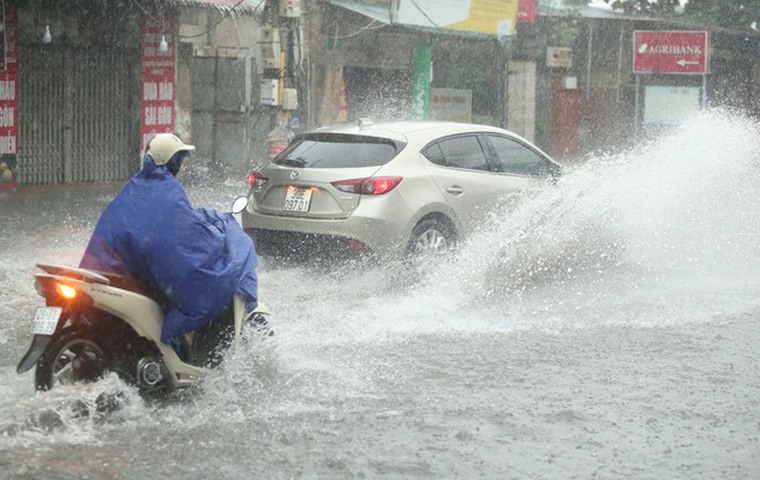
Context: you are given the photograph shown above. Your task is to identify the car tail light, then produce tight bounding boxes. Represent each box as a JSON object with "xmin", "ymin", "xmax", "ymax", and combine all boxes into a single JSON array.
[
  {"xmin": 332, "ymin": 176, "xmax": 402, "ymax": 195},
  {"xmin": 247, "ymin": 170, "xmax": 269, "ymax": 189}
]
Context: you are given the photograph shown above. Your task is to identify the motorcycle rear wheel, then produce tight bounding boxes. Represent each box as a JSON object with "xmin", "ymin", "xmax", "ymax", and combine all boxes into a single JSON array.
[{"xmin": 35, "ymin": 328, "xmax": 110, "ymax": 391}]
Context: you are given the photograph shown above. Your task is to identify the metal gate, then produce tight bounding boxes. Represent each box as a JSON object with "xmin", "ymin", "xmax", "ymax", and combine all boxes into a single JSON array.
[{"xmin": 18, "ymin": 46, "xmax": 138, "ymax": 184}]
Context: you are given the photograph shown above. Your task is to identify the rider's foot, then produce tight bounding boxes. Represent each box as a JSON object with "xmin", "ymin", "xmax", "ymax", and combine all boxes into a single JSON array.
[
  {"xmin": 175, "ymin": 335, "xmax": 197, "ymax": 364},
  {"xmin": 245, "ymin": 311, "xmax": 273, "ymax": 337}
]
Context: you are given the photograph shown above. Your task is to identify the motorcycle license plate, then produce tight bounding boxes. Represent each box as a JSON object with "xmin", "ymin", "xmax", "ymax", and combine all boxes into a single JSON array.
[
  {"xmin": 283, "ymin": 186, "xmax": 312, "ymax": 212},
  {"xmin": 31, "ymin": 307, "xmax": 62, "ymax": 335}
]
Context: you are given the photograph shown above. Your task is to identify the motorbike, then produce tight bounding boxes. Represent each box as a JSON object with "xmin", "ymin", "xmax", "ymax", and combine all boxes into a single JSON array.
[{"xmin": 16, "ymin": 196, "xmax": 270, "ymax": 396}]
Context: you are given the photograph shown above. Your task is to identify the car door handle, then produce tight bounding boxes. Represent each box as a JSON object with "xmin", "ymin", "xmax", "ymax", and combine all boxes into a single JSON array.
[{"xmin": 446, "ymin": 186, "xmax": 465, "ymax": 195}]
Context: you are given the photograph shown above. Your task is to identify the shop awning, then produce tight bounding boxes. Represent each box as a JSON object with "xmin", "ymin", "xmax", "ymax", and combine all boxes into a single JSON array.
[
  {"xmin": 322, "ymin": 0, "xmax": 628, "ymax": 38},
  {"xmin": 154, "ymin": 0, "xmax": 263, "ymax": 12},
  {"xmin": 321, "ymin": 0, "xmax": 495, "ymax": 39},
  {"xmin": 324, "ymin": 0, "xmax": 393, "ymax": 23}
]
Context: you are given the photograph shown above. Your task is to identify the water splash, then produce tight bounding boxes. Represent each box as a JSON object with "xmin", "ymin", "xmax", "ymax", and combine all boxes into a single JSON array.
[
  {"xmin": 414, "ymin": 109, "xmax": 760, "ymax": 329},
  {"xmin": 0, "ymin": 373, "xmax": 146, "ymax": 447}
]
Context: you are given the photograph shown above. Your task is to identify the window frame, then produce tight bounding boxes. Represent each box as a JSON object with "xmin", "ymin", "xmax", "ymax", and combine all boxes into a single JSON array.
[
  {"xmin": 421, "ymin": 133, "xmax": 494, "ymax": 173},
  {"xmin": 481, "ymin": 133, "xmax": 560, "ymax": 178}
]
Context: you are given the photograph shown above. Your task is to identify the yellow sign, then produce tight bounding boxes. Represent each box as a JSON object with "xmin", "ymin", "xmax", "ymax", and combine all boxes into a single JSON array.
[
  {"xmin": 447, "ymin": 0, "xmax": 519, "ymax": 36},
  {"xmin": 546, "ymin": 47, "xmax": 573, "ymax": 68},
  {"xmin": 396, "ymin": 0, "xmax": 519, "ymax": 36}
]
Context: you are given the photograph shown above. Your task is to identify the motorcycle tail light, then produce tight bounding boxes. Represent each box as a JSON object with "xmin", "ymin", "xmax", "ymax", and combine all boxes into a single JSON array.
[
  {"xmin": 57, "ymin": 284, "xmax": 77, "ymax": 299},
  {"xmin": 35, "ymin": 276, "xmax": 92, "ymax": 310}
]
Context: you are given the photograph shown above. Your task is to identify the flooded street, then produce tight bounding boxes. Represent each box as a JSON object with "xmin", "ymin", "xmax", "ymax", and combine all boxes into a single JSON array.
[{"xmin": 2, "ymin": 111, "xmax": 760, "ymax": 479}]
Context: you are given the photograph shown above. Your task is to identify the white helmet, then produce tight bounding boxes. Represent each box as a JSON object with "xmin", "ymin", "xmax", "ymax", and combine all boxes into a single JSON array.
[{"xmin": 145, "ymin": 133, "xmax": 195, "ymax": 165}]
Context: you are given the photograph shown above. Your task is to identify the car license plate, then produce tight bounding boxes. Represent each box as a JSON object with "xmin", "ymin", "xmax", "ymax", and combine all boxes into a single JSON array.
[
  {"xmin": 31, "ymin": 306, "xmax": 62, "ymax": 335},
  {"xmin": 283, "ymin": 186, "xmax": 312, "ymax": 212}
]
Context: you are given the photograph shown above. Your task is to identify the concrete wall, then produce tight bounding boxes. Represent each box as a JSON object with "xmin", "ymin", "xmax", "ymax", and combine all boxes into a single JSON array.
[{"xmin": 176, "ymin": 8, "xmax": 266, "ymax": 177}]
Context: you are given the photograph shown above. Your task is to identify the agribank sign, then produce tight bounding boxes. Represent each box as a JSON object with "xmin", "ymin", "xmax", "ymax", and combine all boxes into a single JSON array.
[{"xmin": 633, "ymin": 30, "xmax": 710, "ymax": 75}]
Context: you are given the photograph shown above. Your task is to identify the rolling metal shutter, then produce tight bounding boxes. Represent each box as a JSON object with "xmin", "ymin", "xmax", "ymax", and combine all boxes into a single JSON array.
[{"xmin": 18, "ymin": 46, "xmax": 139, "ymax": 184}]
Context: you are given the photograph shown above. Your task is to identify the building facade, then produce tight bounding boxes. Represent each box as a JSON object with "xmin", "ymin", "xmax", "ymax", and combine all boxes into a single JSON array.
[
  {"xmin": 2, "ymin": 0, "xmax": 759, "ymax": 187},
  {"xmin": 2, "ymin": 0, "xmax": 266, "ymax": 187}
]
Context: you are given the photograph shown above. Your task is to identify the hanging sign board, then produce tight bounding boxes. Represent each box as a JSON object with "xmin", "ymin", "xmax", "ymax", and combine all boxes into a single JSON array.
[
  {"xmin": 546, "ymin": 47, "xmax": 572, "ymax": 68},
  {"xmin": 517, "ymin": 0, "xmax": 536, "ymax": 24},
  {"xmin": 411, "ymin": 43, "xmax": 432, "ymax": 120},
  {"xmin": 396, "ymin": 0, "xmax": 519, "ymax": 36},
  {"xmin": 140, "ymin": 15, "xmax": 176, "ymax": 153},
  {"xmin": 0, "ymin": 1, "xmax": 18, "ymax": 188},
  {"xmin": 633, "ymin": 30, "xmax": 710, "ymax": 75}
]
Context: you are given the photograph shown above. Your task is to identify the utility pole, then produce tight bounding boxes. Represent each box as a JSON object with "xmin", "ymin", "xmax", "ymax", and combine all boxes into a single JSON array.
[
  {"xmin": 498, "ymin": 36, "xmax": 512, "ymax": 129},
  {"xmin": 260, "ymin": 0, "xmax": 302, "ymax": 158}
]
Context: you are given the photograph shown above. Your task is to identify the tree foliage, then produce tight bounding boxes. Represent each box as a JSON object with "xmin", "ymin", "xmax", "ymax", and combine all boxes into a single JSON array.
[
  {"xmin": 603, "ymin": 0, "xmax": 681, "ymax": 14},
  {"xmin": 601, "ymin": 0, "xmax": 760, "ymax": 29}
]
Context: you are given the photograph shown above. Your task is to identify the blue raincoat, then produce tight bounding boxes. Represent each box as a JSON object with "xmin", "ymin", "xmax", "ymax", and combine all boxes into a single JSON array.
[{"xmin": 80, "ymin": 158, "xmax": 258, "ymax": 345}]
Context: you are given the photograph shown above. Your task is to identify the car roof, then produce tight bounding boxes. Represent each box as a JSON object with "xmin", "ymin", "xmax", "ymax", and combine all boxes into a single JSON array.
[
  {"xmin": 311, "ymin": 120, "xmax": 515, "ymax": 142},
  {"xmin": 305, "ymin": 120, "xmax": 558, "ymax": 165}
]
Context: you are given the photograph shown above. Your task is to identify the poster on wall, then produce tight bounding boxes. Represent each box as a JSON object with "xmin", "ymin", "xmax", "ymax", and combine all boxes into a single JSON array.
[
  {"xmin": 431, "ymin": 88, "xmax": 472, "ymax": 123},
  {"xmin": 644, "ymin": 86, "xmax": 700, "ymax": 125},
  {"xmin": 140, "ymin": 14, "xmax": 175, "ymax": 154},
  {"xmin": 0, "ymin": 0, "xmax": 19, "ymax": 188}
]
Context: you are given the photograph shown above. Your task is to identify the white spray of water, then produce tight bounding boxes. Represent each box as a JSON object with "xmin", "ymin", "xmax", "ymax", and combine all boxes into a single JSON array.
[
  {"xmin": 388, "ymin": 110, "xmax": 760, "ymax": 332},
  {"xmin": 0, "ymin": 373, "xmax": 147, "ymax": 448}
]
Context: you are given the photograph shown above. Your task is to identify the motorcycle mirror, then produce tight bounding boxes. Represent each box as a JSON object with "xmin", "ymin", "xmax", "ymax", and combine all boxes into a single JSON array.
[{"xmin": 231, "ymin": 196, "xmax": 249, "ymax": 214}]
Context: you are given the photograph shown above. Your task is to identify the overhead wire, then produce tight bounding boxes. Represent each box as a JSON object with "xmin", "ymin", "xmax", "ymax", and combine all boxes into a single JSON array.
[
  {"xmin": 329, "ymin": 17, "xmax": 387, "ymax": 39},
  {"xmin": 407, "ymin": 0, "xmax": 440, "ymax": 28},
  {"xmin": 131, "ymin": 0, "xmax": 264, "ymax": 39}
]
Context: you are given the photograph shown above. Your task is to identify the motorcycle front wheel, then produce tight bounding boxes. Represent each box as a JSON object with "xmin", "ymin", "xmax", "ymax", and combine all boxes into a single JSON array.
[{"xmin": 35, "ymin": 328, "xmax": 110, "ymax": 391}]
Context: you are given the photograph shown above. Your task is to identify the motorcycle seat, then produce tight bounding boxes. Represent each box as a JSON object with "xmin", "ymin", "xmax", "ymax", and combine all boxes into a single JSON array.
[{"xmin": 94, "ymin": 272, "xmax": 169, "ymax": 307}]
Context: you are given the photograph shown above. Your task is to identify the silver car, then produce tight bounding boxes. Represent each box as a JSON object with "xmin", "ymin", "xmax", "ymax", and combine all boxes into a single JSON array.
[{"xmin": 241, "ymin": 121, "xmax": 561, "ymax": 260}]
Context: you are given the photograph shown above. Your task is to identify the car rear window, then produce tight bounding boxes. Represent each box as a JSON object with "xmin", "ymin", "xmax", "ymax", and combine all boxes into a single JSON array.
[{"xmin": 274, "ymin": 134, "xmax": 404, "ymax": 168}]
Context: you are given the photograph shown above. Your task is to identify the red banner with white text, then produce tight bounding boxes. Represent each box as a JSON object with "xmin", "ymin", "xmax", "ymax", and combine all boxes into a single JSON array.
[
  {"xmin": 140, "ymin": 15, "xmax": 176, "ymax": 153},
  {"xmin": 517, "ymin": 0, "xmax": 536, "ymax": 23},
  {"xmin": 0, "ymin": 1, "xmax": 19, "ymax": 187}
]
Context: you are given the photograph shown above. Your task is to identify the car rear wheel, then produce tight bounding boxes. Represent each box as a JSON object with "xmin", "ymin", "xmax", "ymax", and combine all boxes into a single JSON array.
[{"xmin": 408, "ymin": 218, "xmax": 454, "ymax": 257}]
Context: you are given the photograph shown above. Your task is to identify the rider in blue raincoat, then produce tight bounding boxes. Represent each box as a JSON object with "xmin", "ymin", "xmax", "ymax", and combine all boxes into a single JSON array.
[{"xmin": 80, "ymin": 133, "xmax": 258, "ymax": 354}]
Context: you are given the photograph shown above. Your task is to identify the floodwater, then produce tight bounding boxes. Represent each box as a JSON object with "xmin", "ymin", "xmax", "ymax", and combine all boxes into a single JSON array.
[{"xmin": 1, "ymin": 110, "xmax": 760, "ymax": 479}]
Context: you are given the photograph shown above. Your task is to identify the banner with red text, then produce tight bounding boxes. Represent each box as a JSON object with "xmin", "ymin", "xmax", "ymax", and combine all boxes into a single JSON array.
[
  {"xmin": 0, "ymin": 1, "xmax": 19, "ymax": 188},
  {"xmin": 140, "ymin": 15, "xmax": 176, "ymax": 153}
]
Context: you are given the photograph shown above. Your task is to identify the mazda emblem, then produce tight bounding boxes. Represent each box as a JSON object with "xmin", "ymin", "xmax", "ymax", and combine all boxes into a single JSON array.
[{"xmin": 290, "ymin": 170, "xmax": 301, "ymax": 180}]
